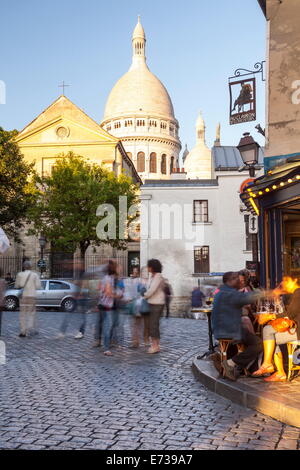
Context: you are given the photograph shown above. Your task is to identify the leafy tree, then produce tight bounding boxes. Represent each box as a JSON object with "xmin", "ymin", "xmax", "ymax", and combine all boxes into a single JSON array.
[
  {"xmin": 27, "ymin": 152, "xmax": 139, "ymax": 259},
  {"xmin": 0, "ymin": 127, "xmax": 35, "ymax": 239}
]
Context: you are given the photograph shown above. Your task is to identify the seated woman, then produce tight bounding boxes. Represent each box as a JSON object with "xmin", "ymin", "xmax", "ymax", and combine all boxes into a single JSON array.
[
  {"xmin": 252, "ymin": 288, "xmax": 300, "ymax": 382},
  {"xmin": 239, "ymin": 270, "xmax": 256, "ymax": 335}
]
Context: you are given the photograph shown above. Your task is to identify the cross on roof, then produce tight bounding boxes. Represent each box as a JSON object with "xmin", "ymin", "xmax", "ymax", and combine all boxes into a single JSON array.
[{"xmin": 58, "ymin": 81, "xmax": 70, "ymax": 96}]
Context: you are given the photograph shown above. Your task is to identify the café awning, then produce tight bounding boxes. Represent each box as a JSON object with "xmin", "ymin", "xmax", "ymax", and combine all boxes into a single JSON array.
[{"xmin": 240, "ymin": 158, "xmax": 300, "ymax": 215}]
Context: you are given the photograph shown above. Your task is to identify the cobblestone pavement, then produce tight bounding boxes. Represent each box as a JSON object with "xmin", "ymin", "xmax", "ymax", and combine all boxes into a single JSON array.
[{"xmin": 1, "ymin": 311, "xmax": 300, "ymax": 450}]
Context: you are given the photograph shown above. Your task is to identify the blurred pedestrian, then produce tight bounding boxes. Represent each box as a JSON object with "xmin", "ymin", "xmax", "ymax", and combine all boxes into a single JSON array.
[
  {"xmin": 57, "ymin": 260, "xmax": 85, "ymax": 339},
  {"xmin": 15, "ymin": 261, "xmax": 41, "ymax": 337},
  {"xmin": 191, "ymin": 285, "xmax": 205, "ymax": 309},
  {"xmin": 143, "ymin": 259, "xmax": 165, "ymax": 354},
  {"xmin": 0, "ymin": 269, "xmax": 6, "ymax": 336},
  {"xmin": 74, "ymin": 268, "xmax": 90, "ymax": 339},
  {"xmin": 164, "ymin": 279, "xmax": 172, "ymax": 318},
  {"xmin": 97, "ymin": 260, "xmax": 118, "ymax": 356},
  {"xmin": 131, "ymin": 267, "xmax": 150, "ymax": 348},
  {"xmin": 91, "ymin": 264, "xmax": 109, "ymax": 347},
  {"xmin": 111, "ymin": 265, "xmax": 126, "ymax": 347}
]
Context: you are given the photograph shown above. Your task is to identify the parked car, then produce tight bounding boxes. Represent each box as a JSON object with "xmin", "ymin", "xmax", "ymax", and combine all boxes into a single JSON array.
[{"xmin": 4, "ymin": 279, "xmax": 79, "ymax": 312}]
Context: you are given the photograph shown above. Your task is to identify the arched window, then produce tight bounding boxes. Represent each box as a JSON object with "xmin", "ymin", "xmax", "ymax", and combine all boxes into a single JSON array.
[
  {"xmin": 170, "ymin": 156, "xmax": 175, "ymax": 173},
  {"xmin": 161, "ymin": 154, "xmax": 167, "ymax": 174},
  {"xmin": 150, "ymin": 153, "xmax": 157, "ymax": 173},
  {"xmin": 137, "ymin": 152, "xmax": 145, "ymax": 172}
]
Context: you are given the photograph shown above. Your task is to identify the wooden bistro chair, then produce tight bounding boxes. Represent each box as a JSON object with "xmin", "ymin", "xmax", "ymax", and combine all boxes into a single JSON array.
[
  {"xmin": 218, "ymin": 339, "xmax": 248, "ymax": 377},
  {"xmin": 287, "ymin": 341, "xmax": 300, "ymax": 381}
]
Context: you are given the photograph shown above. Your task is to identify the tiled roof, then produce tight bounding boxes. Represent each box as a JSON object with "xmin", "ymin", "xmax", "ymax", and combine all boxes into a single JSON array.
[
  {"xmin": 143, "ymin": 179, "xmax": 218, "ymax": 187},
  {"xmin": 213, "ymin": 146, "xmax": 264, "ymax": 170}
]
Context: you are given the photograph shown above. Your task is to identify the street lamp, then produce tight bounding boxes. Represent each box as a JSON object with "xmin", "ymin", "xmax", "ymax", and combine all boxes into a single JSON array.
[
  {"xmin": 237, "ymin": 132, "xmax": 260, "ymax": 177},
  {"xmin": 38, "ymin": 235, "xmax": 47, "ymax": 275},
  {"xmin": 238, "ymin": 133, "xmax": 260, "ymax": 276}
]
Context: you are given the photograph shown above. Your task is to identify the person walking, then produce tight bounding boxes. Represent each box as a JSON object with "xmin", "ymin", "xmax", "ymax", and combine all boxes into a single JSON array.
[
  {"xmin": 98, "ymin": 260, "xmax": 118, "ymax": 356},
  {"xmin": 164, "ymin": 279, "xmax": 172, "ymax": 318},
  {"xmin": 0, "ymin": 269, "xmax": 6, "ymax": 336},
  {"xmin": 143, "ymin": 259, "xmax": 165, "ymax": 354},
  {"xmin": 131, "ymin": 267, "xmax": 150, "ymax": 348},
  {"xmin": 15, "ymin": 261, "xmax": 41, "ymax": 337}
]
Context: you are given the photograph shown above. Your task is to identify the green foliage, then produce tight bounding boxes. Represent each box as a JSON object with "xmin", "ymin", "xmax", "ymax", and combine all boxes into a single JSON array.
[
  {"xmin": 27, "ymin": 152, "xmax": 139, "ymax": 257},
  {"xmin": 0, "ymin": 127, "xmax": 35, "ymax": 238}
]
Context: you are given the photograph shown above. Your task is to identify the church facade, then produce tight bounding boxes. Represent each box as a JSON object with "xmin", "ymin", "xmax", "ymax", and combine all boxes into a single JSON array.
[
  {"xmin": 15, "ymin": 95, "xmax": 140, "ymax": 181},
  {"xmin": 4, "ymin": 95, "xmax": 141, "ymax": 275}
]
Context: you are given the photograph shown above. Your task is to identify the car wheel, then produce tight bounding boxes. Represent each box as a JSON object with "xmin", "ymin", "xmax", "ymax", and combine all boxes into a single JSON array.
[
  {"xmin": 5, "ymin": 296, "xmax": 19, "ymax": 311},
  {"xmin": 61, "ymin": 298, "xmax": 76, "ymax": 312}
]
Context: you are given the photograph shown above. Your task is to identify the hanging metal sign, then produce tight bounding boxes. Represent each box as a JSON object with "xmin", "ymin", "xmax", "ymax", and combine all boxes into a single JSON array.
[
  {"xmin": 228, "ymin": 61, "xmax": 265, "ymax": 126},
  {"xmin": 229, "ymin": 77, "xmax": 256, "ymax": 125}
]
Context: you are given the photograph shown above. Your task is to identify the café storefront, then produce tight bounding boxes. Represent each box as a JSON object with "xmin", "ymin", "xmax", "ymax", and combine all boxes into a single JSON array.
[{"xmin": 240, "ymin": 157, "xmax": 300, "ymax": 289}]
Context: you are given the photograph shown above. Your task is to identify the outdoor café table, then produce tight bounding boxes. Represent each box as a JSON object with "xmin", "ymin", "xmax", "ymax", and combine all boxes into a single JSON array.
[{"xmin": 193, "ymin": 307, "xmax": 217, "ymax": 359}]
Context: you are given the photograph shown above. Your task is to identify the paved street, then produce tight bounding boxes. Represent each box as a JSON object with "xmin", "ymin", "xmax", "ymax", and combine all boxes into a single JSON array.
[{"xmin": 1, "ymin": 311, "xmax": 300, "ymax": 450}]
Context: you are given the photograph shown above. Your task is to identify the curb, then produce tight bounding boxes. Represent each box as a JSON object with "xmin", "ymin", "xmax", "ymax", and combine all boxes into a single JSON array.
[{"xmin": 192, "ymin": 357, "xmax": 300, "ymax": 428}]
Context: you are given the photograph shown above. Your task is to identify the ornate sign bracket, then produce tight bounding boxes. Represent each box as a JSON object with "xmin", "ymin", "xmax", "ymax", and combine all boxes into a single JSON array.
[{"xmin": 229, "ymin": 61, "xmax": 266, "ymax": 82}]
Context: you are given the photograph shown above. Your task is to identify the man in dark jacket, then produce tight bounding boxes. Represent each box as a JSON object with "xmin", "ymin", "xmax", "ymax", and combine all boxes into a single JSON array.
[{"xmin": 212, "ymin": 271, "xmax": 263, "ymax": 381}]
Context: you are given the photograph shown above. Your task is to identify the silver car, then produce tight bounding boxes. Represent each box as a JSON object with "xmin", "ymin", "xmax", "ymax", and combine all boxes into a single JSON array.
[{"xmin": 4, "ymin": 279, "xmax": 79, "ymax": 312}]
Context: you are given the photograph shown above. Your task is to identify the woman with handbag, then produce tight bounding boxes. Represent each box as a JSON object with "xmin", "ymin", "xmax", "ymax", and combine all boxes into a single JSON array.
[
  {"xmin": 97, "ymin": 260, "xmax": 118, "ymax": 356},
  {"xmin": 143, "ymin": 259, "xmax": 165, "ymax": 354},
  {"xmin": 131, "ymin": 267, "xmax": 150, "ymax": 348},
  {"xmin": 252, "ymin": 288, "xmax": 300, "ymax": 382}
]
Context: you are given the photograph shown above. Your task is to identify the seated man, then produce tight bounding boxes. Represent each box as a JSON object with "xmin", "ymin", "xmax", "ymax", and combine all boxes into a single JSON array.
[{"xmin": 212, "ymin": 271, "xmax": 264, "ymax": 381}]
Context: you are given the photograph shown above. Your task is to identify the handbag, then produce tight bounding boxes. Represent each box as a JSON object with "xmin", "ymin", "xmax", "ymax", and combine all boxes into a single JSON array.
[
  {"xmin": 270, "ymin": 317, "xmax": 297, "ymax": 334},
  {"xmin": 257, "ymin": 313, "xmax": 275, "ymax": 325},
  {"xmin": 137, "ymin": 284, "xmax": 150, "ymax": 315},
  {"xmin": 139, "ymin": 298, "xmax": 150, "ymax": 315},
  {"xmin": 98, "ymin": 276, "xmax": 114, "ymax": 310},
  {"xmin": 19, "ymin": 272, "xmax": 32, "ymax": 300}
]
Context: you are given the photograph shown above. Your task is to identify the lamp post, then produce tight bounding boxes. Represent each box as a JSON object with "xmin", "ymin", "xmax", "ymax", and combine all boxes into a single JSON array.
[
  {"xmin": 238, "ymin": 132, "xmax": 260, "ymax": 271},
  {"xmin": 38, "ymin": 235, "xmax": 47, "ymax": 276},
  {"xmin": 237, "ymin": 132, "xmax": 260, "ymax": 177}
]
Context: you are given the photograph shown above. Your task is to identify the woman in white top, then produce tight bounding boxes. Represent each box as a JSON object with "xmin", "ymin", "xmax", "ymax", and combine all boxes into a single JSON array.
[{"xmin": 144, "ymin": 259, "xmax": 165, "ymax": 354}]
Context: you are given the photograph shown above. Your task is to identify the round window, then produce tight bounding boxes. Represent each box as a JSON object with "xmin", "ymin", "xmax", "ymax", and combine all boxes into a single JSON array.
[{"xmin": 56, "ymin": 126, "xmax": 69, "ymax": 138}]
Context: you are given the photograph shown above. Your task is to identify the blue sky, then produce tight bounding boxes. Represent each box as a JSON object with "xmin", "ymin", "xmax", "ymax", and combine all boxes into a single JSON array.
[{"xmin": 0, "ymin": 0, "xmax": 266, "ymax": 154}]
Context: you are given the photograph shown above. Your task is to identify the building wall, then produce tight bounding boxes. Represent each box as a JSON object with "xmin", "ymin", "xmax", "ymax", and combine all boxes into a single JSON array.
[
  {"xmin": 101, "ymin": 120, "xmax": 181, "ymax": 181},
  {"xmin": 18, "ymin": 142, "xmax": 119, "ymax": 176},
  {"xmin": 265, "ymin": 0, "xmax": 300, "ymax": 159},
  {"xmin": 141, "ymin": 172, "xmax": 254, "ymax": 314}
]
